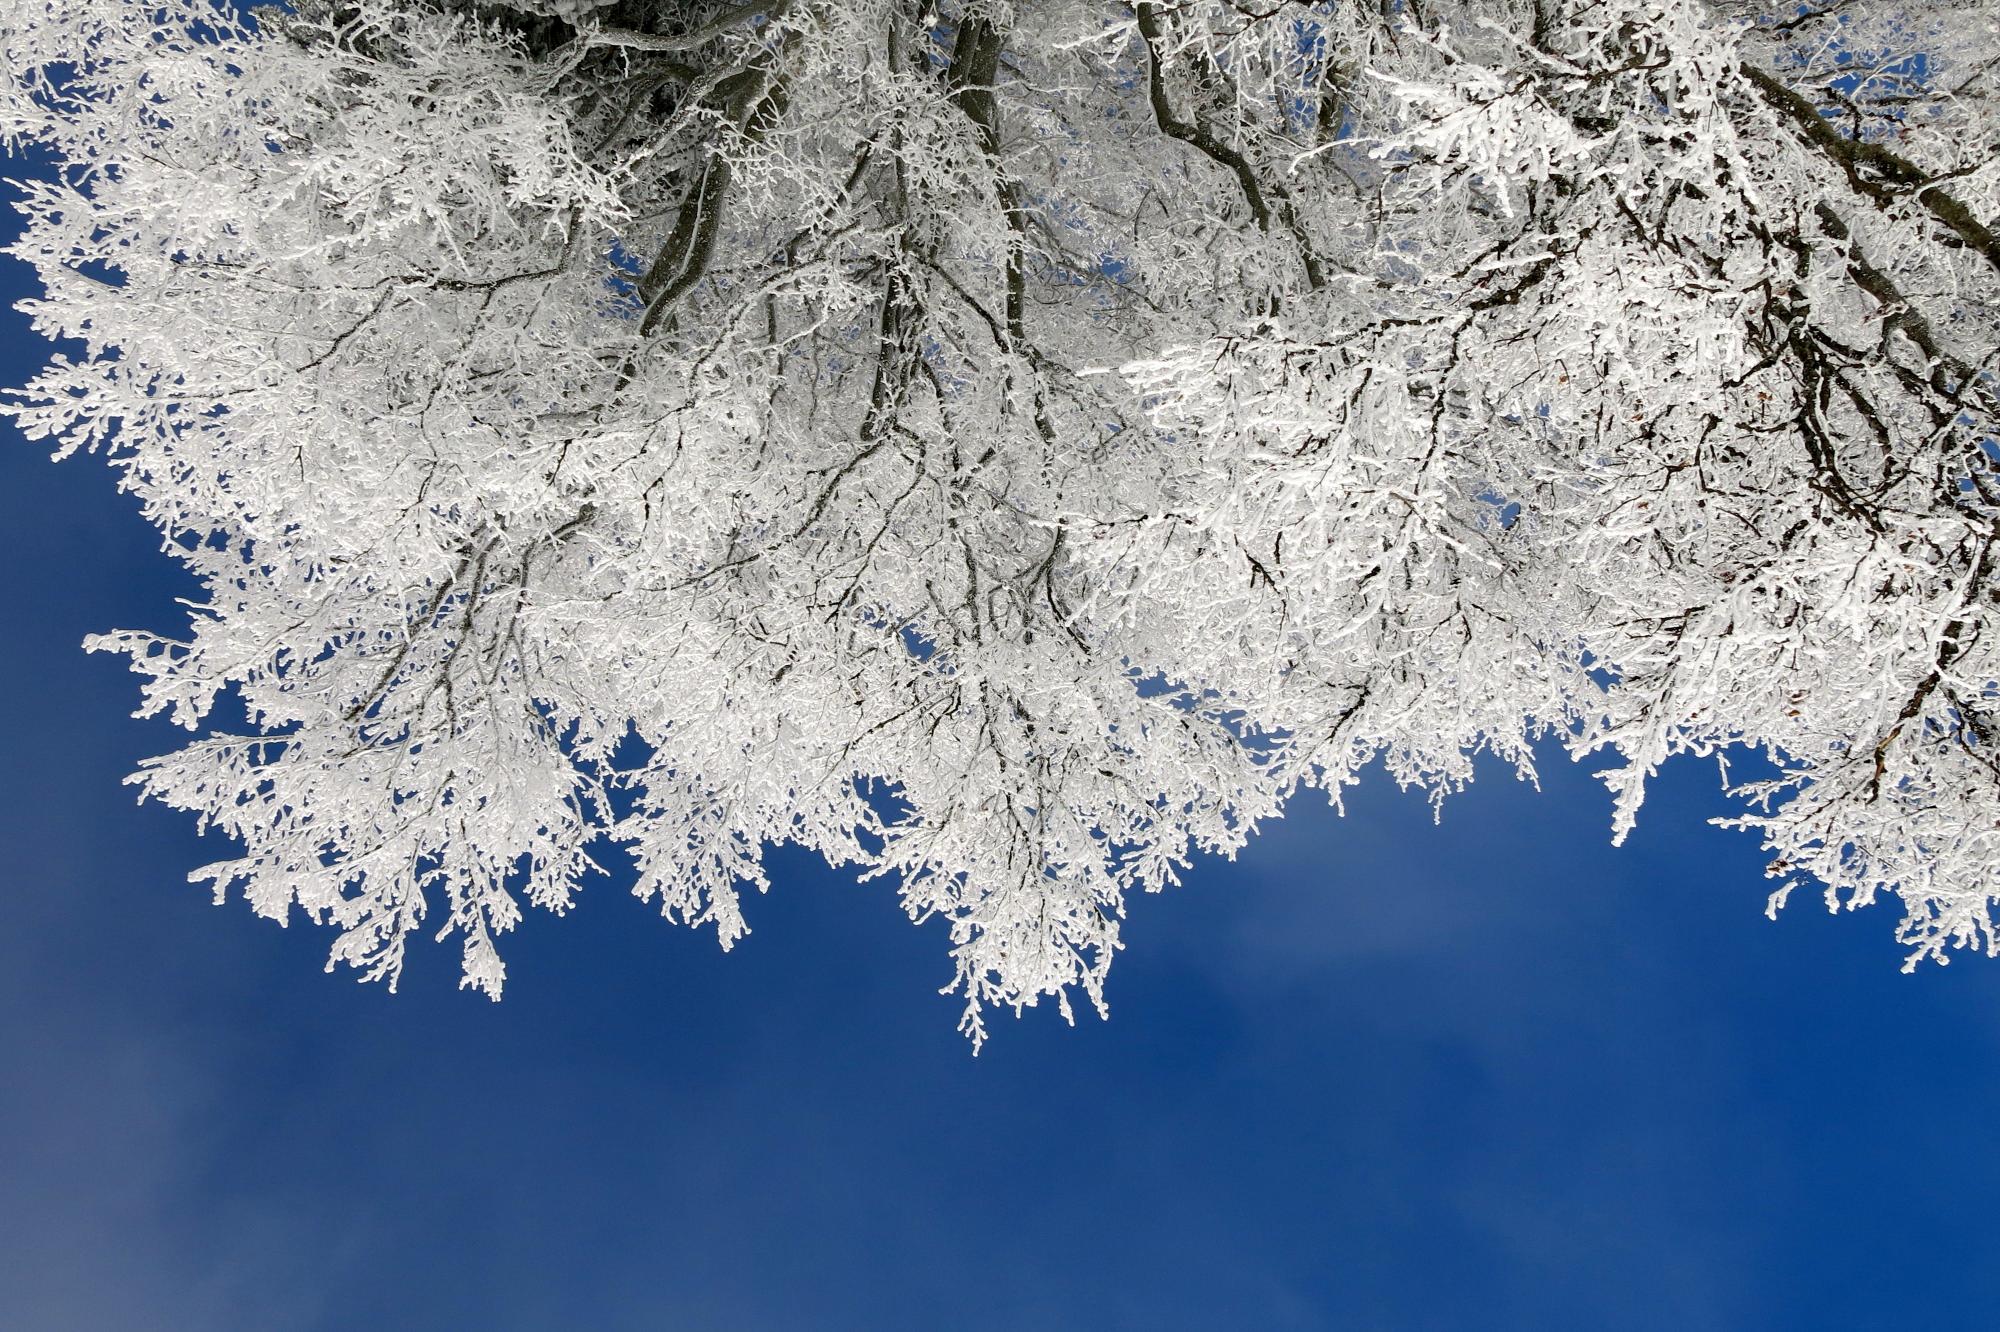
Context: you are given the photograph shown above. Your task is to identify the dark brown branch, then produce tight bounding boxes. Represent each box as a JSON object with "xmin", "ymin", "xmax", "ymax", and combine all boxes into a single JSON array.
[
  {"xmin": 1740, "ymin": 63, "xmax": 2000, "ymax": 275},
  {"xmin": 1134, "ymin": 2, "xmax": 1325, "ymax": 289}
]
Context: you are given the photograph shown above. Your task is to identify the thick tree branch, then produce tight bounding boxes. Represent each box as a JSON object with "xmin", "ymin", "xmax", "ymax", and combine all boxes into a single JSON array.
[
  {"xmin": 1740, "ymin": 63, "xmax": 2000, "ymax": 275},
  {"xmin": 581, "ymin": 0, "xmax": 789, "ymax": 56},
  {"xmin": 1134, "ymin": 2, "xmax": 1325, "ymax": 289}
]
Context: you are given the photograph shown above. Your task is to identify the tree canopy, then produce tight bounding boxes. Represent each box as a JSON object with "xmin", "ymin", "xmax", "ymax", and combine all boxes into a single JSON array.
[{"xmin": 3, "ymin": 0, "xmax": 1995, "ymax": 1042}]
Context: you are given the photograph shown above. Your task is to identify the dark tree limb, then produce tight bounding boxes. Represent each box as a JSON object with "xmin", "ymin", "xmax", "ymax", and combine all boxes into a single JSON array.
[{"xmin": 1740, "ymin": 63, "xmax": 2000, "ymax": 275}]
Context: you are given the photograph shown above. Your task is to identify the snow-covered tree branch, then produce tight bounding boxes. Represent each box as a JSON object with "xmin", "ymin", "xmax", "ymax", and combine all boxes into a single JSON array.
[{"xmin": 2, "ymin": 0, "xmax": 1994, "ymax": 1043}]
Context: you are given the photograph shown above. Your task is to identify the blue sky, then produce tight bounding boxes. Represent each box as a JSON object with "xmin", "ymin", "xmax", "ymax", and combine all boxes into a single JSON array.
[{"xmin": 5, "ymin": 258, "xmax": 2000, "ymax": 1331}]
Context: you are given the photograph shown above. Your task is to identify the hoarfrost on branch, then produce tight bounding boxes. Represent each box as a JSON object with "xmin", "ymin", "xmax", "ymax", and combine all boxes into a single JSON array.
[{"xmin": 3, "ymin": 0, "xmax": 1995, "ymax": 1042}]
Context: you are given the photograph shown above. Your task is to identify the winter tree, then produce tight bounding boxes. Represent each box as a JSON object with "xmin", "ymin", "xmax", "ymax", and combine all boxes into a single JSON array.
[{"xmin": 1, "ymin": 0, "xmax": 1994, "ymax": 1042}]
